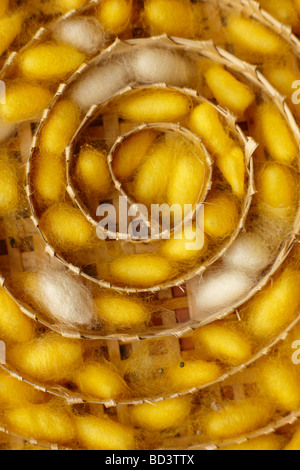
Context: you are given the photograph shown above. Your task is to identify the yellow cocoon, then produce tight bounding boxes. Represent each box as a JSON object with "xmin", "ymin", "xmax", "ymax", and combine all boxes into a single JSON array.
[
  {"xmin": 263, "ymin": 65, "xmax": 300, "ymax": 98},
  {"xmin": 221, "ymin": 435, "xmax": 283, "ymax": 451},
  {"xmin": 76, "ymin": 415, "xmax": 136, "ymax": 450},
  {"xmin": 98, "ymin": 0, "xmax": 132, "ymax": 34},
  {"xmin": 40, "ymin": 100, "xmax": 80, "ymax": 157},
  {"xmin": 6, "ymin": 403, "xmax": 76, "ymax": 445},
  {"xmin": 193, "ymin": 322, "xmax": 252, "ymax": 365},
  {"xmin": 205, "ymin": 66, "xmax": 255, "ymax": 115},
  {"xmin": 118, "ymin": 89, "xmax": 191, "ymax": 123},
  {"xmin": 8, "ymin": 333, "xmax": 83, "ymax": 382},
  {"xmin": 244, "ymin": 268, "xmax": 300, "ymax": 339},
  {"xmin": 161, "ymin": 226, "xmax": 206, "ymax": 261},
  {"xmin": 40, "ymin": 204, "xmax": 93, "ymax": 250},
  {"xmin": 0, "ymin": 155, "xmax": 19, "ymax": 216},
  {"xmin": 109, "ymin": 254, "xmax": 172, "ymax": 287},
  {"xmin": 167, "ymin": 360, "xmax": 221, "ymax": 391},
  {"xmin": 0, "ymin": 12, "xmax": 23, "ymax": 56},
  {"xmin": 55, "ymin": 0, "xmax": 88, "ymax": 13},
  {"xmin": 257, "ymin": 163, "xmax": 298, "ymax": 209},
  {"xmin": 285, "ymin": 427, "xmax": 300, "ymax": 451},
  {"xmin": 74, "ymin": 362, "xmax": 128, "ymax": 400},
  {"xmin": 259, "ymin": 0, "xmax": 299, "ymax": 28},
  {"xmin": 113, "ymin": 130, "xmax": 157, "ymax": 181},
  {"xmin": 255, "ymin": 103, "xmax": 298, "ymax": 165},
  {"xmin": 0, "ymin": 83, "xmax": 52, "ymax": 123},
  {"xmin": 131, "ymin": 397, "xmax": 191, "ymax": 431},
  {"xmin": 0, "ymin": 288, "xmax": 35, "ymax": 344},
  {"xmin": 94, "ymin": 295, "xmax": 150, "ymax": 327},
  {"xmin": 33, "ymin": 153, "xmax": 65, "ymax": 204},
  {"xmin": 144, "ymin": 0, "xmax": 196, "ymax": 38},
  {"xmin": 19, "ymin": 43, "xmax": 85, "ymax": 82},
  {"xmin": 216, "ymin": 146, "xmax": 245, "ymax": 197},
  {"xmin": 204, "ymin": 194, "xmax": 239, "ymax": 238},
  {"xmin": 0, "ymin": 372, "xmax": 46, "ymax": 406},
  {"xmin": 75, "ymin": 146, "xmax": 112, "ymax": 198},
  {"xmin": 0, "ymin": 0, "xmax": 9, "ymax": 18}
]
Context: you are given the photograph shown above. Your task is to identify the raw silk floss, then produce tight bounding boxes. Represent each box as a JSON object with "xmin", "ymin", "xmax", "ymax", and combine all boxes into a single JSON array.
[{"xmin": 0, "ymin": 0, "xmax": 299, "ymax": 451}]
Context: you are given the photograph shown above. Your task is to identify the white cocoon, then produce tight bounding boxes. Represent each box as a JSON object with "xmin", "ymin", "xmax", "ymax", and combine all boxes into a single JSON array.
[
  {"xmin": 0, "ymin": 122, "xmax": 16, "ymax": 143},
  {"xmin": 52, "ymin": 17, "xmax": 106, "ymax": 56},
  {"xmin": 223, "ymin": 233, "xmax": 271, "ymax": 274}
]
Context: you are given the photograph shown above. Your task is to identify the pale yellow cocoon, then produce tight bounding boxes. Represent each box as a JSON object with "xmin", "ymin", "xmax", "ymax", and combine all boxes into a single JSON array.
[
  {"xmin": 259, "ymin": 0, "xmax": 299, "ymax": 28},
  {"xmin": 144, "ymin": 0, "xmax": 196, "ymax": 38},
  {"xmin": 0, "ymin": 155, "xmax": 19, "ymax": 215},
  {"xmin": 131, "ymin": 397, "xmax": 191, "ymax": 431},
  {"xmin": 118, "ymin": 89, "xmax": 191, "ymax": 123},
  {"xmin": 75, "ymin": 146, "xmax": 112, "ymax": 198},
  {"xmin": 0, "ymin": 12, "xmax": 23, "ymax": 56},
  {"xmin": 167, "ymin": 360, "xmax": 221, "ymax": 391},
  {"xmin": 205, "ymin": 66, "xmax": 255, "ymax": 115},
  {"xmin": 55, "ymin": 0, "xmax": 88, "ymax": 13},
  {"xmin": 255, "ymin": 103, "xmax": 298, "ymax": 165},
  {"xmin": 109, "ymin": 254, "xmax": 173, "ymax": 287},
  {"xmin": 204, "ymin": 194, "xmax": 239, "ymax": 238},
  {"xmin": 193, "ymin": 322, "xmax": 252, "ymax": 365},
  {"xmin": 19, "ymin": 43, "xmax": 85, "ymax": 82},
  {"xmin": 216, "ymin": 146, "xmax": 245, "ymax": 197},
  {"xmin": 0, "ymin": 372, "xmax": 46, "ymax": 406},
  {"xmin": 94, "ymin": 295, "xmax": 150, "ymax": 327},
  {"xmin": 257, "ymin": 163, "xmax": 298, "ymax": 209},
  {"xmin": 98, "ymin": 0, "xmax": 132, "ymax": 34},
  {"xmin": 0, "ymin": 288, "xmax": 35, "ymax": 344},
  {"xmin": 285, "ymin": 427, "xmax": 300, "ymax": 450},
  {"xmin": 8, "ymin": 333, "xmax": 83, "ymax": 382},
  {"xmin": 0, "ymin": 83, "xmax": 52, "ymax": 123},
  {"xmin": 33, "ymin": 153, "xmax": 65, "ymax": 204},
  {"xmin": 161, "ymin": 226, "xmax": 206, "ymax": 261},
  {"xmin": 0, "ymin": 0, "xmax": 9, "ymax": 18},
  {"xmin": 221, "ymin": 435, "xmax": 283, "ymax": 451},
  {"xmin": 244, "ymin": 268, "xmax": 300, "ymax": 339}
]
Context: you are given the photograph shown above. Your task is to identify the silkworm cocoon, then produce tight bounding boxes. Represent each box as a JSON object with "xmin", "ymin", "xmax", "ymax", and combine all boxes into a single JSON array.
[
  {"xmin": 144, "ymin": 0, "xmax": 196, "ymax": 38},
  {"xmin": 224, "ymin": 233, "xmax": 271, "ymax": 274},
  {"xmin": 244, "ymin": 268, "xmax": 300, "ymax": 339},
  {"xmin": 131, "ymin": 397, "xmax": 191, "ymax": 431},
  {"xmin": 190, "ymin": 102, "xmax": 234, "ymax": 157},
  {"xmin": 161, "ymin": 226, "xmax": 206, "ymax": 261},
  {"xmin": 204, "ymin": 194, "xmax": 239, "ymax": 238},
  {"xmin": 167, "ymin": 360, "xmax": 221, "ymax": 391},
  {"xmin": 255, "ymin": 103, "xmax": 298, "ymax": 165},
  {"xmin": 0, "ymin": 0, "xmax": 9, "ymax": 17},
  {"xmin": 0, "ymin": 123, "xmax": 16, "ymax": 143},
  {"xmin": 259, "ymin": 0, "xmax": 299, "ymax": 28},
  {"xmin": 0, "ymin": 372, "xmax": 46, "ymax": 406},
  {"xmin": 193, "ymin": 322, "xmax": 252, "ymax": 365},
  {"xmin": 33, "ymin": 153, "xmax": 65, "ymax": 204},
  {"xmin": 8, "ymin": 333, "xmax": 83, "ymax": 382},
  {"xmin": 0, "ymin": 12, "xmax": 23, "ymax": 56},
  {"xmin": 221, "ymin": 435, "xmax": 283, "ymax": 451},
  {"xmin": 74, "ymin": 362, "xmax": 128, "ymax": 400},
  {"xmin": 258, "ymin": 360, "xmax": 300, "ymax": 411},
  {"xmin": 118, "ymin": 89, "xmax": 191, "ymax": 123},
  {"xmin": 263, "ymin": 65, "xmax": 299, "ymax": 98},
  {"xmin": 54, "ymin": 0, "xmax": 88, "ymax": 13},
  {"xmin": 216, "ymin": 146, "xmax": 245, "ymax": 197},
  {"xmin": 94, "ymin": 295, "xmax": 151, "ymax": 328},
  {"xmin": 40, "ymin": 100, "xmax": 80, "ymax": 157},
  {"xmin": 75, "ymin": 146, "xmax": 112, "ymax": 198},
  {"xmin": 52, "ymin": 17, "xmax": 106, "ymax": 56},
  {"xmin": 285, "ymin": 427, "xmax": 300, "ymax": 451},
  {"xmin": 6, "ymin": 403, "xmax": 76, "ymax": 444},
  {"xmin": 97, "ymin": 0, "xmax": 132, "ymax": 34},
  {"xmin": 76, "ymin": 415, "xmax": 136, "ymax": 450},
  {"xmin": 112, "ymin": 130, "xmax": 157, "ymax": 181},
  {"xmin": 0, "ymin": 83, "xmax": 52, "ymax": 123},
  {"xmin": 257, "ymin": 163, "xmax": 298, "ymax": 209},
  {"xmin": 0, "ymin": 288, "xmax": 35, "ymax": 344},
  {"xmin": 0, "ymin": 155, "xmax": 19, "ymax": 216},
  {"xmin": 40, "ymin": 204, "xmax": 93, "ymax": 250},
  {"xmin": 205, "ymin": 66, "xmax": 255, "ymax": 115}
]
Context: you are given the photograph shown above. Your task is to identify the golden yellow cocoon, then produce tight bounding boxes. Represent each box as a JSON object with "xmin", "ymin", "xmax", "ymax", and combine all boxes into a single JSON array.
[
  {"xmin": 244, "ymin": 268, "xmax": 300, "ymax": 339},
  {"xmin": 131, "ymin": 397, "xmax": 191, "ymax": 431},
  {"xmin": 8, "ymin": 333, "xmax": 83, "ymax": 382},
  {"xmin": 55, "ymin": 0, "xmax": 88, "ymax": 13},
  {"xmin": 98, "ymin": 0, "xmax": 132, "ymax": 34},
  {"xmin": 161, "ymin": 226, "xmax": 206, "ymax": 261},
  {"xmin": 74, "ymin": 362, "xmax": 128, "ymax": 400},
  {"xmin": 94, "ymin": 295, "xmax": 150, "ymax": 327},
  {"xmin": 75, "ymin": 146, "xmax": 112, "ymax": 198},
  {"xmin": 216, "ymin": 146, "xmax": 245, "ymax": 198},
  {"xmin": 40, "ymin": 204, "xmax": 93, "ymax": 250},
  {"xmin": 256, "ymin": 103, "xmax": 298, "ymax": 165},
  {"xmin": 0, "ymin": 12, "xmax": 23, "ymax": 56},
  {"xmin": 0, "ymin": 372, "xmax": 46, "ymax": 406},
  {"xmin": 6, "ymin": 403, "xmax": 76, "ymax": 444},
  {"xmin": 263, "ymin": 65, "xmax": 299, "ymax": 98},
  {"xmin": 40, "ymin": 100, "xmax": 80, "ymax": 157},
  {"xmin": 167, "ymin": 360, "xmax": 221, "ymax": 391},
  {"xmin": 205, "ymin": 66, "xmax": 255, "ymax": 115},
  {"xmin": 259, "ymin": 0, "xmax": 299, "ymax": 28},
  {"xmin": 76, "ymin": 415, "xmax": 135, "ymax": 450},
  {"xmin": 0, "ymin": 155, "xmax": 19, "ymax": 216},
  {"xmin": 0, "ymin": 288, "xmax": 35, "ymax": 344},
  {"xmin": 0, "ymin": 83, "xmax": 52, "ymax": 123},
  {"xmin": 285, "ymin": 427, "xmax": 300, "ymax": 451},
  {"xmin": 204, "ymin": 194, "xmax": 239, "ymax": 238},
  {"xmin": 33, "ymin": 153, "xmax": 65, "ymax": 204},
  {"xmin": 193, "ymin": 322, "xmax": 252, "ymax": 365},
  {"xmin": 257, "ymin": 163, "xmax": 298, "ymax": 209},
  {"xmin": 109, "ymin": 254, "xmax": 172, "ymax": 287},
  {"xmin": 113, "ymin": 130, "xmax": 157, "ymax": 181},
  {"xmin": 0, "ymin": 0, "xmax": 9, "ymax": 18},
  {"xmin": 118, "ymin": 89, "xmax": 191, "ymax": 123},
  {"xmin": 221, "ymin": 435, "xmax": 283, "ymax": 451},
  {"xmin": 144, "ymin": 0, "xmax": 195, "ymax": 37}
]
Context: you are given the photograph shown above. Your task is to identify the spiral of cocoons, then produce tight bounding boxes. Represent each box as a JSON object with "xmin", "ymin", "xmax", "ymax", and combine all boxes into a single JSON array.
[
  {"xmin": 257, "ymin": 163, "xmax": 298, "ymax": 210},
  {"xmin": 0, "ymin": 11, "xmax": 23, "ymax": 56},
  {"xmin": 8, "ymin": 333, "xmax": 83, "ymax": 382},
  {"xmin": 0, "ymin": 289, "xmax": 35, "ymax": 344},
  {"xmin": 97, "ymin": 0, "xmax": 132, "ymax": 34},
  {"xmin": 192, "ymin": 322, "xmax": 252, "ymax": 365},
  {"xmin": 0, "ymin": 372, "xmax": 47, "ymax": 406},
  {"xmin": 75, "ymin": 146, "xmax": 112, "ymax": 199},
  {"xmin": 52, "ymin": 17, "xmax": 106, "ymax": 56},
  {"xmin": 94, "ymin": 295, "xmax": 151, "ymax": 328},
  {"xmin": 144, "ymin": 0, "xmax": 196, "ymax": 38},
  {"xmin": 54, "ymin": 0, "xmax": 88, "ymax": 13},
  {"xmin": 224, "ymin": 233, "xmax": 272, "ymax": 274},
  {"xmin": 109, "ymin": 254, "xmax": 173, "ymax": 288},
  {"xmin": 259, "ymin": 0, "xmax": 299, "ymax": 28},
  {"xmin": 167, "ymin": 360, "xmax": 221, "ymax": 391},
  {"xmin": 130, "ymin": 397, "xmax": 191, "ymax": 431},
  {"xmin": 33, "ymin": 153, "xmax": 65, "ymax": 205},
  {"xmin": 203, "ymin": 194, "xmax": 239, "ymax": 238},
  {"xmin": 0, "ymin": 83, "xmax": 52, "ymax": 123},
  {"xmin": 118, "ymin": 89, "xmax": 191, "ymax": 123},
  {"xmin": 0, "ymin": 154, "xmax": 19, "ymax": 216},
  {"xmin": 161, "ymin": 226, "xmax": 206, "ymax": 261},
  {"xmin": 221, "ymin": 435, "xmax": 284, "ymax": 451},
  {"xmin": 76, "ymin": 415, "xmax": 136, "ymax": 450}
]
